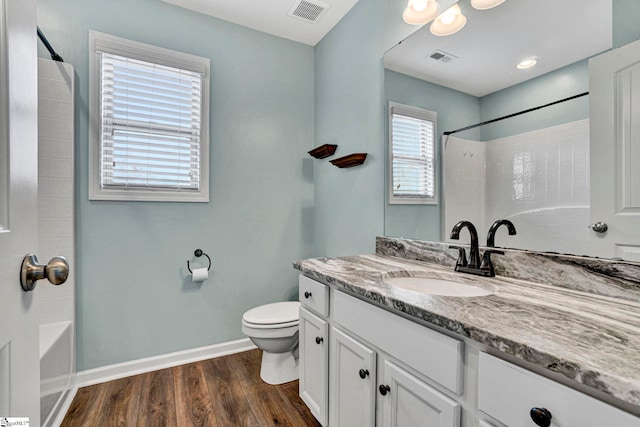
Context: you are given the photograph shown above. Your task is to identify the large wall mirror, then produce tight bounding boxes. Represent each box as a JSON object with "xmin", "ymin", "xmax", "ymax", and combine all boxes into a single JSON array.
[{"xmin": 383, "ymin": 0, "xmax": 640, "ymax": 261}]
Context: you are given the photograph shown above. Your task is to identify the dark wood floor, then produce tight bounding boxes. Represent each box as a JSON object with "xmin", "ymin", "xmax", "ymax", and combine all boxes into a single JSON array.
[{"xmin": 62, "ymin": 349, "xmax": 321, "ymax": 427}]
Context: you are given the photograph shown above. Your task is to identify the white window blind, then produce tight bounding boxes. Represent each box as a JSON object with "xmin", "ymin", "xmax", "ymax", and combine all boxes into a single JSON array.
[
  {"xmin": 389, "ymin": 103, "xmax": 437, "ymax": 204},
  {"xmin": 100, "ymin": 52, "xmax": 203, "ymax": 191}
]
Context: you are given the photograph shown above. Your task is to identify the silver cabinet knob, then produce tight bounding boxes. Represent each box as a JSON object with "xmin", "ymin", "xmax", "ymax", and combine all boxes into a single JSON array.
[
  {"xmin": 588, "ymin": 222, "xmax": 608, "ymax": 233},
  {"xmin": 20, "ymin": 254, "xmax": 69, "ymax": 292}
]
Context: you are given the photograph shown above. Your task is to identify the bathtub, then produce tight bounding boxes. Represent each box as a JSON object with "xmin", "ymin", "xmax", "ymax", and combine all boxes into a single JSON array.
[{"xmin": 40, "ymin": 321, "xmax": 75, "ymax": 427}]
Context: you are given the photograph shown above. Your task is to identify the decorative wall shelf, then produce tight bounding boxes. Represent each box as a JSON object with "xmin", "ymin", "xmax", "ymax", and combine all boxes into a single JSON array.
[
  {"xmin": 330, "ymin": 153, "xmax": 367, "ymax": 168},
  {"xmin": 308, "ymin": 144, "xmax": 338, "ymax": 159}
]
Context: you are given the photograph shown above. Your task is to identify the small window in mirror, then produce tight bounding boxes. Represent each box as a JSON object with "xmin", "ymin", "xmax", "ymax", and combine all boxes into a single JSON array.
[{"xmin": 388, "ymin": 102, "xmax": 437, "ymax": 205}]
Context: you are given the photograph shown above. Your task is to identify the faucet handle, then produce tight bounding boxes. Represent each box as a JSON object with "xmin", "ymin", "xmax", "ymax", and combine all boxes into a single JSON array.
[
  {"xmin": 483, "ymin": 248, "xmax": 505, "ymax": 256},
  {"xmin": 480, "ymin": 249, "xmax": 505, "ymax": 277},
  {"xmin": 448, "ymin": 245, "xmax": 468, "ymax": 268}
]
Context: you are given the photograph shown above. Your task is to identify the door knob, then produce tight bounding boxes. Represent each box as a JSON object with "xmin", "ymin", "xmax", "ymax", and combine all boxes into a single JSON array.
[
  {"xmin": 588, "ymin": 222, "xmax": 608, "ymax": 233},
  {"xmin": 21, "ymin": 254, "xmax": 69, "ymax": 292}
]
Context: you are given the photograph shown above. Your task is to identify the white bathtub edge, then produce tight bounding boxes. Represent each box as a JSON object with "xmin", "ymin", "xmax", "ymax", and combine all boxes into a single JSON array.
[
  {"xmin": 39, "ymin": 321, "xmax": 72, "ymax": 360},
  {"xmin": 76, "ymin": 338, "xmax": 257, "ymax": 388},
  {"xmin": 47, "ymin": 383, "xmax": 77, "ymax": 427}
]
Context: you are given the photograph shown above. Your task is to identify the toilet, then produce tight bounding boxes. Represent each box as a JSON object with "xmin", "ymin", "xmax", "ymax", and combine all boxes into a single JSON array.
[{"xmin": 242, "ymin": 301, "xmax": 300, "ymax": 385}]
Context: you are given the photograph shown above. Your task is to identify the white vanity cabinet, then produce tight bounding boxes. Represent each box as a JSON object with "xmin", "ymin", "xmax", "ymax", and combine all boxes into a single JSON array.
[
  {"xmin": 299, "ymin": 275, "xmax": 330, "ymax": 426},
  {"xmin": 298, "ymin": 273, "xmax": 640, "ymax": 427},
  {"xmin": 299, "ymin": 274, "xmax": 463, "ymax": 427},
  {"xmin": 329, "ymin": 324, "xmax": 461, "ymax": 427},
  {"xmin": 478, "ymin": 352, "xmax": 640, "ymax": 427}
]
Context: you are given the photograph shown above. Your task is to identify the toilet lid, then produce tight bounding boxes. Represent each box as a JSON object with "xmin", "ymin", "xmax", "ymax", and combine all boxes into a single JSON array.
[{"xmin": 243, "ymin": 301, "xmax": 300, "ymax": 325}]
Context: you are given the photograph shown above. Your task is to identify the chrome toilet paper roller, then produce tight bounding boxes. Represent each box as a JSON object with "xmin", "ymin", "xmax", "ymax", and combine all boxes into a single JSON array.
[{"xmin": 187, "ymin": 249, "xmax": 211, "ymax": 281}]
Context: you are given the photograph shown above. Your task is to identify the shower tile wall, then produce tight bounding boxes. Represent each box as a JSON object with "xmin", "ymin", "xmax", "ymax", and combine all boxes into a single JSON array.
[
  {"xmin": 443, "ymin": 137, "xmax": 486, "ymax": 238},
  {"xmin": 485, "ymin": 119, "xmax": 590, "ymax": 253},
  {"xmin": 37, "ymin": 58, "xmax": 75, "ymax": 325},
  {"xmin": 446, "ymin": 120, "xmax": 590, "ymax": 254}
]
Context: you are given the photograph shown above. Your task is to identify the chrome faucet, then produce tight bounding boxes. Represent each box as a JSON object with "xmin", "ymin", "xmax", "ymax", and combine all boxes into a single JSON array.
[{"xmin": 487, "ymin": 219, "xmax": 517, "ymax": 247}]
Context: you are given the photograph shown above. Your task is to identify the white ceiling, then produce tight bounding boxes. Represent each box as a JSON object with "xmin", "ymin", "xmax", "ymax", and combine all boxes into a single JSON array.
[
  {"xmin": 160, "ymin": 0, "xmax": 360, "ymax": 46},
  {"xmin": 384, "ymin": 0, "xmax": 613, "ymax": 97}
]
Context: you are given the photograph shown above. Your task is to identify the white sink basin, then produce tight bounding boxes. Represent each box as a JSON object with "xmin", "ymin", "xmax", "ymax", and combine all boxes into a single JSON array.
[{"xmin": 384, "ymin": 277, "xmax": 493, "ymax": 297}]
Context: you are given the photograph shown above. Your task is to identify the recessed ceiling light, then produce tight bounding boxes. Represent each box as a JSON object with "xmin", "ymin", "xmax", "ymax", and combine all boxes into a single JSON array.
[{"xmin": 517, "ymin": 58, "xmax": 537, "ymax": 69}]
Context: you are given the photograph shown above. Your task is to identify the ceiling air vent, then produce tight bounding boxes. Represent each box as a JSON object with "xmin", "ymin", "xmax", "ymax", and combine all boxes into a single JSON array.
[
  {"xmin": 429, "ymin": 50, "xmax": 459, "ymax": 63},
  {"xmin": 288, "ymin": 0, "xmax": 330, "ymax": 23}
]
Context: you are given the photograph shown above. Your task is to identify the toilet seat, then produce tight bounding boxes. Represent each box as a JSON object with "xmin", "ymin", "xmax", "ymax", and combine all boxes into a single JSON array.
[
  {"xmin": 242, "ymin": 301, "xmax": 300, "ymax": 328},
  {"xmin": 242, "ymin": 319, "xmax": 298, "ymax": 329}
]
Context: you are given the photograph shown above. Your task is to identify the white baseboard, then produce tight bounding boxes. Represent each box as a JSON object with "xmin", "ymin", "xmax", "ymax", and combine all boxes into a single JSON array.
[{"xmin": 76, "ymin": 338, "xmax": 256, "ymax": 388}]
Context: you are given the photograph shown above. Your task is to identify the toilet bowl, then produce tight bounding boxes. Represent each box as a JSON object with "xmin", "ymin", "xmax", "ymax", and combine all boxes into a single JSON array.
[{"xmin": 242, "ymin": 301, "xmax": 300, "ymax": 385}]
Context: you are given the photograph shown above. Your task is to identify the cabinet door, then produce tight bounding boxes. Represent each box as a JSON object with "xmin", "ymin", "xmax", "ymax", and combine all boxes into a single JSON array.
[
  {"xmin": 379, "ymin": 359, "xmax": 460, "ymax": 427},
  {"xmin": 330, "ymin": 327, "xmax": 377, "ymax": 427},
  {"xmin": 299, "ymin": 307, "xmax": 329, "ymax": 426}
]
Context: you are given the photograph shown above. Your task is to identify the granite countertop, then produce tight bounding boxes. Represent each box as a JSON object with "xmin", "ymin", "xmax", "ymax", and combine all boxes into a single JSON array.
[{"xmin": 294, "ymin": 253, "xmax": 640, "ymax": 411}]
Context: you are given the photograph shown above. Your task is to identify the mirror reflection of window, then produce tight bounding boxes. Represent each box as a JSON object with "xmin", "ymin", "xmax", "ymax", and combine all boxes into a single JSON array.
[{"xmin": 389, "ymin": 102, "xmax": 437, "ymax": 205}]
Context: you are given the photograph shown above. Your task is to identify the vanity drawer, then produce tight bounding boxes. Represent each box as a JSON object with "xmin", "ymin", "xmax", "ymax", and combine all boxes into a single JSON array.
[
  {"xmin": 478, "ymin": 352, "xmax": 639, "ymax": 427},
  {"xmin": 333, "ymin": 290, "xmax": 463, "ymax": 395},
  {"xmin": 299, "ymin": 275, "xmax": 329, "ymax": 317}
]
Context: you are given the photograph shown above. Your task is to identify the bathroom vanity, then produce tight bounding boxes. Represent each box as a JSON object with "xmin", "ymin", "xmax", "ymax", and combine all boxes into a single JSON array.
[{"xmin": 294, "ymin": 237, "xmax": 640, "ymax": 427}]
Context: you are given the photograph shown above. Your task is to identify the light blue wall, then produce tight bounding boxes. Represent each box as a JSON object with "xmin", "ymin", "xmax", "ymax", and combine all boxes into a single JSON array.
[
  {"xmin": 37, "ymin": 0, "xmax": 314, "ymax": 370},
  {"xmin": 313, "ymin": 0, "xmax": 412, "ymax": 257},
  {"xmin": 614, "ymin": 0, "xmax": 640, "ymax": 48},
  {"xmin": 313, "ymin": 0, "xmax": 386, "ymax": 257},
  {"xmin": 478, "ymin": 60, "xmax": 590, "ymax": 141},
  {"xmin": 384, "ymin": 70, "xmax": 480, "ymax": 241}
]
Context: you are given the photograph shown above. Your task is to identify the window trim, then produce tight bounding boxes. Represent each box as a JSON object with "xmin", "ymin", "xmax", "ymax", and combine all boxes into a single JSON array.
[
  {"xmin": 88, "ymin": 30, "xmax": 210, "ymax": 202},
  {"xmin": 388, "ymin": 102, "xmax": 438, "ymax": 205}
]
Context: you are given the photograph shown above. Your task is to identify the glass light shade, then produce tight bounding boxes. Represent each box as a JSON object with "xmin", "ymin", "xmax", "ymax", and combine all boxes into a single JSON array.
[
  {"xmin": 470, "ymin": 0, "xmax": 507, "ymax": 10},
  {"xmin": 412, "ymin": 0, "xmax": 428, "ymax": 11},
  {"xmin": 403, "ymin": 0, "xmax": 440, "ymax": 25},
  {"xmin": 430, "ymin": 4, "xmax": 467, "ymax": 36}
]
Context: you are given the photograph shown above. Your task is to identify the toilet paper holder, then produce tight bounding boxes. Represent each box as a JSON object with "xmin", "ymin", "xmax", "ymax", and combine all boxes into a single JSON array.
[{"xmin": 187, "ymin": 249, "xmax": 212, "ymax": 273}]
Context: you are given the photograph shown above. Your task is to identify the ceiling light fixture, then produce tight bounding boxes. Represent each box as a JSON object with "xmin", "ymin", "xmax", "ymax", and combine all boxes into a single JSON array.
[
  {"xmin": 430, "ymin": 4, "xmax": 467, "ymax": 36},
  {"xmin": 517, "ymin": 58, "xmax": 537, "ymax": 69},
  {"xmin": 403, "ymin": 0, "xmax": 440, "ymax": 25},
  {"xmin": 470, "ymin": 0, "xmax": 507, "ymax": 10}
]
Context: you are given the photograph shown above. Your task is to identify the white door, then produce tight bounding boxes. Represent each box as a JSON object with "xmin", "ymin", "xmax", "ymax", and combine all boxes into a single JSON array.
[
  {"xmin": 379, "ymin": 359, "xmax": 460, "ymax": 427},
  {"xmin": 329, "ymin": 327, "xmax": 376, "ymax": 427},
  {"xmin": 589, "ymin": 38, "xmax": 640, "ymax": 261},
  {"xmin": 299, "ymin": 307, "xmax": 328, "ymax": 426},
  {"xmin": 0, "ymin": 0, "xmax": 40, "ymax": 423}
]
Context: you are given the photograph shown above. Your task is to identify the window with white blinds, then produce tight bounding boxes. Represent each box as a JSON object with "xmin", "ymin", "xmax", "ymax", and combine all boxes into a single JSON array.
[
  {"xmin": 388, "ymin": 103, "xmax": 437, "ymax": 204},
  {"xmin": 89, "ymin": 31, "xmax": 210, "ymax": 202}
]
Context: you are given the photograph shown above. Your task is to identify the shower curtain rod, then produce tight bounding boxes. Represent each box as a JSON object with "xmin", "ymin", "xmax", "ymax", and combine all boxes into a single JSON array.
[
  {"xmin": 37, "ymin": 27, "xmax": 63, "ymax": 62},
  {"xmin": 443, "ymin": 91, "xmax": 589, "ymax": 136}
]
